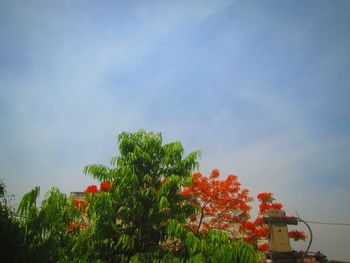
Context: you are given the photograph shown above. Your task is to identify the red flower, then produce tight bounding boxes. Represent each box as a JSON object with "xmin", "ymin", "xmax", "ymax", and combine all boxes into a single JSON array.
[
  {"xmin": 257, "ymin": 192, "xmax": 273, "ymax": 202},
  {"xmin": 244, "ymin": 221, "xmax": 256, "ymax": 231},
  {"xmin": 255, "ymin": 217, "xmax": 263, "ymax": 225},
  {"xmin": 74, "ymin": 199, "xmax": 85, "ymax": 209},
  {"xmin": 255, "ymin": 226, "xmax": 269, "ymax": 238},
  {"xmin": 272, "ymin": 202, "xmax": 283, "ymax": 210},
  {"xmin": 100, "ymin": 181, "xmax": 111, "ymax": 192},
  {"xmin": 288, "ymin": 230, "xmax": 306, "ymax": 241},
  {"xmin": 258, "ymin": 243, "xmax": 269, "ymax": 252},
  {"xmin": 209, "ymin": 169, "xmax": 220, "ymax": 179},
  {"xmin": 84, "ymin": 185, "xmax": 98, "ymax": 194},
  {"xmin": 181, "ymin": 188, "xmax": 191, "ymax": 197},
  {"xmin": 258, "ymin": 198, "xmax": 282, "ymax": 215}
]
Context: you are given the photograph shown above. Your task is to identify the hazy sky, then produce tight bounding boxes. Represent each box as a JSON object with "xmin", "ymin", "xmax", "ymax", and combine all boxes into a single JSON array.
[{"xmin": 1, "ymin": 0, "xmax": 349, "ymax": 260}]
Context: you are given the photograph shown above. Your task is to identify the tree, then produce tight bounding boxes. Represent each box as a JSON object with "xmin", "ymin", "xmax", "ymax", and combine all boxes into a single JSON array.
[
  {"xmin": 182, "ymin": 169, "xmax": 253, "ymax": 236},
  {"xmin": 81, "ymin": 130, "xmax": 200, "ymax": 261},
  {"xmin": 182, "ymin": 173, "xmax": 306, "ymax": 253},
  {"xmin": 0, "ymin": 179, "xmax": 26, "ymax": 262},
  {"xmin": 16, "ymin": 130, "xmax": 260, "ymax": 262},
  {"xmin": 17, "ymin": 186, "xmax": 76, "ymax": 262}
]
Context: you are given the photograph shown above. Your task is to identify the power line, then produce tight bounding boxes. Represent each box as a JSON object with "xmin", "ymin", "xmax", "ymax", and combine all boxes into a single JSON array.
[{"xmin": 305, "ymin": 220, "xmax": 350, "ymax": 226}]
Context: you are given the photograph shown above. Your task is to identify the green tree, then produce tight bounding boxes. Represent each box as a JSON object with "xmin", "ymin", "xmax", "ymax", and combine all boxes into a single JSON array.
[
  {"xmin": 16, "ymin": 130, "xmax": 260, "ymax": 262},
  {"xmin": 82, "ymin": 130, "xmax": 259, "ymax": 262},
  {"xmin": 0, "ymin": 179, "xmax": 26, "ymax": 263},
  {"xmin": 17, "ymin": 186, "xmax": 76, "ymax": 263},
  {"xmin": 83, "ymin": 130, "xmax": 200, "ymax": 261}
]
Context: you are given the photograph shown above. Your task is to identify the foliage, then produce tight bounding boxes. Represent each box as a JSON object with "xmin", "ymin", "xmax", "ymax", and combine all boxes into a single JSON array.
[
  {"xmin": 0, "ymin": 179, "xmax": 26, "ymax": 262},
  {"xmin": 78, "ymin": 130, "xmax": 202, "ymax": 261},
  {"xmin": 17, "ymin": 186, "xmax": 76, "ymax": 262},
  {"xmin": 165, "ymin": 219, "xmax": 259, "ymax": 262},
  {"xmin": 8, "ymin": 130, "xmax": 268, "ymax": 262}
]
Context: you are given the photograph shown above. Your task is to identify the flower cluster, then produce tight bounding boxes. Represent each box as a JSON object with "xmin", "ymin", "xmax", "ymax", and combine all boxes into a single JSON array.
[
  {"xmin": 257, "ymin": 192, "xmax": 283, "ymax": 216},
  {"xmin": 68, "ymin": 182, "xmax": 113, "ymax": 234},
  {"xmin": 244, "ymin": 192, "xmax": 307, "ymax": 250},
  {"xmin": 74, "ymin": 199, "xmax": 85, "ymax": 209},
  {"xmin": 209, "ymin": 169, "xmax": 220, "ymax": 179},
  {"xmin": 242, "ymin": 220, "xmax": 269, "ymax": 250},
  {"xmin": 100, "ymin": 181, "xmax": 111, "ymax": 192},
  {"xmin": 239, "ymin": 192, "xmax": 293, "ymax": 251},
  {"xmin": 288, "ymin": 230, "xmax": 306, "ymax": 241},
  {"xmin": 181, "ymin": 169, "xmax": 253, "ymax": 234},
  {"xmin": 258, "ymin": 202, "xmax": 283, "ymax": 215},
  {"xmin": 257, "ymin": 192, "xmax": 273, "ymax": 202},
  {"xmin": 257, "ymin": 243, "xmax": 269, "ymax": 252},
  {"xmin": 84, "ymin": 185, "xmax": 98, "ymax": 194}
]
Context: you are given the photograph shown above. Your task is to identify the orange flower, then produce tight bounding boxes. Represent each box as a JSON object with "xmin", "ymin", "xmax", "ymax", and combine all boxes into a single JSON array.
[
  {"xmin": 255, "ymin": 217, "xmax": 263, "ymax": 225},
  {"xmin": 288, "ymin": 230, "xmax": 306, "ymax": 241},
  {"xmin": 210, "ymin": 169, "xmax": 220, "ymax": 179},
  {"xmin": 84, "ymin": 185, "xmax": 98, "ymax": 194},
  {"xmin": 244, "ymin": 221, "xmax": 256, "ymax": 231},
  {"xmin": 258, "ymin": 243, "xmax": 269, "ymax": 252},
  {"xmin": 100, "ymin": 181, "xmax": 111, "ymax": 192},
  {"xmin": 74, "ymin": 199, "xmax": 85, "ymax": 208},
  {"xmin": 181, "ymin": 188, "xmax": 191, "ymax": 197},
  {"xmin": 182, "ymin": 169, "xmax": 254, "ymax": 235},
  {"xmin": 257, "ymin": 192, "xmax": 273, "ymax": 202},
  {"xmin": 255, "ymin": 226, "xmax": 269, "ymax": 237}
]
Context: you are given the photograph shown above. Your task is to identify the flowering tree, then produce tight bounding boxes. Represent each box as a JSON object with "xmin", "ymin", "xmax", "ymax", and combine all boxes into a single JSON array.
[
  {"xmin": 182, "ymin": 169, "xmax": 252, "ymax": 235},
  {"xmin": 182, "ymin": 173, "xmax": 306, "ymax": 253},
  {"xmin": 242, "ymin": 192, "xmax": 306, "ymax": 251},
  {"xmin": 15, "ymin": 130, "xmax": 307, "ymax": 261},
  {"xmin": 16, "ymin": 130, "xmax": 260, "ymax": 262}
]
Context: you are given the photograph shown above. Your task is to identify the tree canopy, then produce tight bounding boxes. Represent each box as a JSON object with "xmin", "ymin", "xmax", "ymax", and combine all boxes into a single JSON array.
[{"xmin": 2, "ymin": 130, "xmax": 304, "ymax": 262}]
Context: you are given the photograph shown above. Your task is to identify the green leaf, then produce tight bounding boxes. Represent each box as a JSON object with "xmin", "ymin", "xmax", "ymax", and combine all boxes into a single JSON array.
[
  {"xmin": 159, "ymin": 196, "xmax": 170, "ymax": 210},
  {"xmin": 17, "ymin": 186, "xmax": 40, "ymax": 217}
]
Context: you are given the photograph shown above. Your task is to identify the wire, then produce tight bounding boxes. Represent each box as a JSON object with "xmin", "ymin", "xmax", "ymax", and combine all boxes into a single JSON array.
[
  {"xmin": 305, "ymin": 221, "xmax": 350, "ymax": 226},
  {"xmin": 294, "ymin": 211, "xmax": 350, "ymax": 226}
]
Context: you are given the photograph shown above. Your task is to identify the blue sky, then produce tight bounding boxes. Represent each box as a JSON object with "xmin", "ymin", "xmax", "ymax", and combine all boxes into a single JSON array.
[{"xmin": 1, "ymin": 0, "xmax": 349, "ymax": 260}]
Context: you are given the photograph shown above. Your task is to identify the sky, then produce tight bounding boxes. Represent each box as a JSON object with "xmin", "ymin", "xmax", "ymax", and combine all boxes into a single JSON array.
[{"xmin": 1, "ymin": 0, "xmax": 349, "ymax": 260}]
